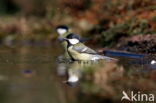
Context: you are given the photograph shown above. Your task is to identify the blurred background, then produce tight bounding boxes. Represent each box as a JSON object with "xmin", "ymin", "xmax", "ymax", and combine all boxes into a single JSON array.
[
  {"xmin": 0, "ymin": 0, "xmax": 156, "ymax": 103},
  {"xmin": 0, "ymin": 0, "xmax": 155, "ymax": 52}
]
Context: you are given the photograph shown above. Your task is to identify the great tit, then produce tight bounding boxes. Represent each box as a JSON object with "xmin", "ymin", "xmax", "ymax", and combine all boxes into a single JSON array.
[
  {"xmin": 64, "ymin": 33, "xmax": 117, "ymax": 61},
  {"xmin": 56, "ymin": 25, "xmax": 71, "ymax": 59},
  {"xmin": 56, "ymin": 25, "xmax": 87, "ymax": 60}
]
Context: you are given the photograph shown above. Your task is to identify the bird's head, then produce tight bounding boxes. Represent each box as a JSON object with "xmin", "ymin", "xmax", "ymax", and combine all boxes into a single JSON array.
[
  {"xmin": 64, "ymin": 33, "xmax": 80, "ymax": 45},
  {"xmin": 56, "ymin": 25, "xmax": 69, "ymax": 35}
]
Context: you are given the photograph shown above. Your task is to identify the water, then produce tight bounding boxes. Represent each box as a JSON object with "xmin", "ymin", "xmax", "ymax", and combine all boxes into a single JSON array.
[
  {"xmin": 0, "ymin": 45, "xmax": 70, "ymax": 103},
  {"xmin": 0, "ymin": 45, "xmax": 155, "ymax": 103}
]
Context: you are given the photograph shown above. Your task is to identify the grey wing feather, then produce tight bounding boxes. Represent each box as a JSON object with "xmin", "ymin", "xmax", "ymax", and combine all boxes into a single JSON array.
[{"xmin": 73, "ymin": 44, "xmax": 97, "ymax": 54}]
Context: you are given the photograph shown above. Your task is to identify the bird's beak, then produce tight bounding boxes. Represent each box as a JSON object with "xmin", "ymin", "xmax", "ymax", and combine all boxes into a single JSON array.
[
  {"xmin": 62, "ymin": 80, "xmax": 68, "ymax": 83},
  {"xmin": 63, "ymin": 38, "xmax": 68, "ymax": 41},
  {"xmin": 58, "ymin": 37, "xmax": 64, "ymax": 42},
  {"xmin": 80, "ymin": 38, "xmax": 89, "ymax": 43}
]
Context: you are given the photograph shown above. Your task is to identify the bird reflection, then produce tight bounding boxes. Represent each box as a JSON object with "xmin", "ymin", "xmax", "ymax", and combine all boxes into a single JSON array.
[
  {"xmin": 64, "ymin": 62, "xmax": 81, "ymax": 86},
  {"xmin": 57, "ymin": 61, "xmax": 98, "ymax": 87}
]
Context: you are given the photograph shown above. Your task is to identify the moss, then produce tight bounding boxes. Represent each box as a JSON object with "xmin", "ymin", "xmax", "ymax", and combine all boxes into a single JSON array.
[{"xmin": 99, "ymin": 18, "xmax": 156, "ymax": 47}]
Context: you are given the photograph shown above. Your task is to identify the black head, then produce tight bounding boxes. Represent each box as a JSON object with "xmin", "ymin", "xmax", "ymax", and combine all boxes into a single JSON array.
[
  {"xmin": 66, "ymin": 33, "xmax": 80, "ymax": 40},
  {"xmin": 56, "ymin": 25, "xmax": 69, "ymax": 31},
  {"xmin": 56, "ymin": 25, "xmax": 69, "ymax": 36},
  {"xmin": 66, "ymin": 33, "xmax": 88, "ymax": 43}
]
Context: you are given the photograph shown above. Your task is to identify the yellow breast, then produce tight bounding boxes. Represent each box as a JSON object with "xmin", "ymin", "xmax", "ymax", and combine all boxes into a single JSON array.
[{"xmin": 68, "ymin": 46, "xmax": 92, "ymax": 61}]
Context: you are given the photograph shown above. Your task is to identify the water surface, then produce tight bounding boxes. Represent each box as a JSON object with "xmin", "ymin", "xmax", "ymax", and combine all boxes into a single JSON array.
[{"xmin": 0, "ymin": 45, "xmax": 155, "ymax": 103}]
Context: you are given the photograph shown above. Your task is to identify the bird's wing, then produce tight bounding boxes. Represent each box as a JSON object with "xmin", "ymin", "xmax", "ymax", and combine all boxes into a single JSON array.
[{"xmin": 73, "ymin": 43, "xmax": 97, "ymax": 54}]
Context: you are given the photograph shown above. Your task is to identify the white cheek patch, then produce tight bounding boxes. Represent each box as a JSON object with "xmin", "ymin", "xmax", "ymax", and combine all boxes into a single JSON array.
[
  {"xmin": 69, "ymin": 39, "xmax": 79, "ymax": 44},
  {"xmin": 68, "ymin": 75, "xmax": 79, "ymax": 82},
  {"xmin": 57, "ymin": 29, "xmax": 67, "ymax": 35}
]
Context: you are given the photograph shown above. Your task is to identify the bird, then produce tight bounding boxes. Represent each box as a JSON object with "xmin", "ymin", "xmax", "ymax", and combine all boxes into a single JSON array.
[
  {"xmin": 64, "ymin": 33, "xmax": 117, "ymax": 61},
  {"xmin": 56, "ymin": 25, "xmax": 87, "ymax": 60},
  {"xmin": 56, "ymin": 25, "xmax": 72, "ymax": 60}
]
